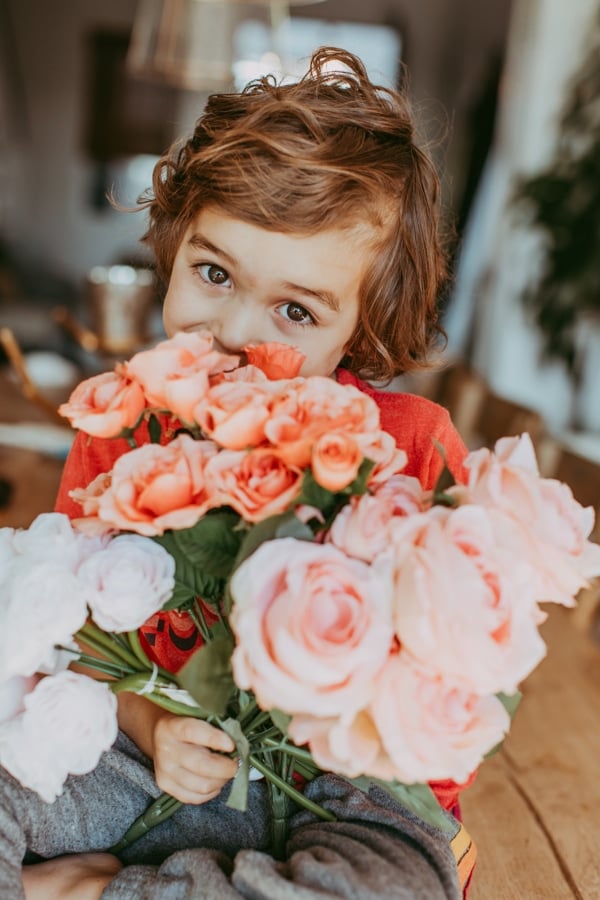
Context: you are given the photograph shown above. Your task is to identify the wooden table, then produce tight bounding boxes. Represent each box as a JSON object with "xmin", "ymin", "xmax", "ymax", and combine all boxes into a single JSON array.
[
  {"xmin": 0, "ymin": 369, "xmax": 67, "ymax": 527},
  {"xmin": 462, "ymin": 604, "xmax": 600, "ymax": 899}
]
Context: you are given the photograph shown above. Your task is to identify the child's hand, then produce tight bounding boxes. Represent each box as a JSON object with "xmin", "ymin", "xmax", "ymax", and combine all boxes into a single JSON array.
[{"xmin": 152, "ymin": 713, "xmax": 238, "ymax": 804}]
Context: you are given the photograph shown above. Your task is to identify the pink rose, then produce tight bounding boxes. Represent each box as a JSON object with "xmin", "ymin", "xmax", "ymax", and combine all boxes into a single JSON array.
[
  {"xmin": 460, "ymin": 434, "xmax": 600, "ymax": 604},
  {"xmin": 373, "ymin": 473, "xmax": 428, "ymax": 516},
  {"xmin": 0, "ymin": 671, "xmax": 118, "ymax": 802},
  {"xmin": 79, "ymin": 534, "xmax": 175, "ymax": 631},
  {"xmin": 264, "ymin": 377, "xmax": 381, "ymax": 467},
  {"xmin": 459, "ymin": 433, "xmax": 542, "ymax": 521},
  {"xmin": 389, "ymin": 505, "xmax": 547, "ymax": 695},
  {"xmin": 77, "ymin": 434, "xmax": 218, "ymax": 536},
  {"xmin": 193, "ymin": 379, "xmax": 275, "ymax": 449},
  {"xmin": 369, "ymin": 652, "xmax": 511, "ymax": 783},
  {"xmin": 126, "ymin": 331, "xmax": 237, "ymax": 421},
  {"xmin": 328, "ymin": 494, "xmax": 396, "ymax": 562},
  {"xmin": 230, "ymin": 538, "xmax": 394, "ymax": 716},
  {"xmin": 328, "ymin": 475, "xmax": 427, "ymax": 563},
  {"xmin": 289, "ymin": 708, "xmax": 397, "ymax": 781},
  {"xmin": 311, "ymin": 432, "xmax": 363, "ymax": 492},
  {"xmin": 58, "ymin": 367, "xmax": 146, "ymax": 438},
  {"xmin": 204, "ymin": 448, "xmax": 303, "ymax": 522}
]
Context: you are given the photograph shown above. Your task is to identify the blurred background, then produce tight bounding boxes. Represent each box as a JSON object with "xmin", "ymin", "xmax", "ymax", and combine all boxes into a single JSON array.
[{"xmin": 1, "ymin": 0, "xmax": 600, "ymax": 526}]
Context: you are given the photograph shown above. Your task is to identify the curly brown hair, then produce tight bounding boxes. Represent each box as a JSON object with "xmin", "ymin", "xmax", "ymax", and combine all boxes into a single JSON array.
[{"xmin": 141, "ymin": 46, "xmax": 448, "ymax": 382}]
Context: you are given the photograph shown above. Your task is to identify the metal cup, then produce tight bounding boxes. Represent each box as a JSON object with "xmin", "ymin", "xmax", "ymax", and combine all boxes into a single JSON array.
[{"xmin": 86, "ymin": 265, "xmax": 157, "ymax": 354}]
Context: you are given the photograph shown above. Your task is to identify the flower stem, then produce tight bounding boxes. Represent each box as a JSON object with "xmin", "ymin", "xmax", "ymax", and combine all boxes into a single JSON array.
[
  {"xmin": 259, "ymin": 738, "xmax": 319, "ymax": 765},
  {"xmin": 108, "ymin": 792, "xmax": 182, "ymax": 855},
  {"xmin": 125, "ymin": 630, "xmax": 173, "ymax": 681},
  {"xmin": 188, "ymin": 601, "xmax": 210, "ymax": 643},
  {"xmin": 78, "ymin": 622, "xmax": 141, "ymax": 669},
  {"xmin": 248, "ymin": 755, "xmax": 335, "ymax": 821},
  {"xmin": 75, "ymin": 652, "xmax": 136, "ymax": 679}
]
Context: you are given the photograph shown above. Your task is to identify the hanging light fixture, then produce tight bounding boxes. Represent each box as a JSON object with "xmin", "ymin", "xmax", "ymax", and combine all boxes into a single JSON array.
[{"xmin": 126, "ymin": 0, "xmax": 326, "ymax": 92}]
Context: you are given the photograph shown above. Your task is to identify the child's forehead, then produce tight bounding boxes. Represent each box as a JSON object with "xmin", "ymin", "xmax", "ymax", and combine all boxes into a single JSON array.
[{"xmin": 183, "ymin": 204, "xmax": 385, "ymax": 249}]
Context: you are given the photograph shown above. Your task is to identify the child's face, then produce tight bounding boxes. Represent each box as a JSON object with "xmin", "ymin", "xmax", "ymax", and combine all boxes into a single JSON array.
[{"xmin": 162, "ymin": 207, "xmax": 376, "ymax": 377}]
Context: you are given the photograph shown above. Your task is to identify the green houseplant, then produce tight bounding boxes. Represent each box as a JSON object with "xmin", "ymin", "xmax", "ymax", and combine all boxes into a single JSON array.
[{"xmin": 514, "ymin": 15, "xmax": 600, "ymax": 375}]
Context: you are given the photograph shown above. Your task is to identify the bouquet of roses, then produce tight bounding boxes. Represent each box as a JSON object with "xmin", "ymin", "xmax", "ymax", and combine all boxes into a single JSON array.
[{"xmin": 1, "ymin": 331, "xmax": 599, "ymax": 854}]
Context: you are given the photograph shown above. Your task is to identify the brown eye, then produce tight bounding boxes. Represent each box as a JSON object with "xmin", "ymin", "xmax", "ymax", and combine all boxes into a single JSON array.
[
  {"xmin": 206, "ymin": 265, "xmax": 229, "ymax": 285},
  {"xmin": 285, "ymin": 303, "xmax": 312, "ymax": 324}
]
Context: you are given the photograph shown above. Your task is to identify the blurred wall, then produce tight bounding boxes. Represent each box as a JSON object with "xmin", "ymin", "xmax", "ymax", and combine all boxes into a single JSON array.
[
  {"xmin": 445, "ymin": 0, "xmax": 599, "ymax": 434},
  {"xmin": 1, "ymin": 0, "xmax": 511, "ymax": 288}
]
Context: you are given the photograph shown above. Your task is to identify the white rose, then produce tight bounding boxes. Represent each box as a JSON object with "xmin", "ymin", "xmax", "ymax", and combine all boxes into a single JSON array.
[
  {"xmin": 0, "ymin": 671, "xmax": 118, "ymax": 803},
  {"xmin": 0, "ymin": 559, "xmax": 88, "ymax": 680},
  {"xmin": 0, "ymin": 674, "xmax": 38, "ymax": 724},
  {"xmin": 0, "ymin": 527, "xmax": 17, "ymax": 584},
  {"xmin": 79, "ymin": 534, "xmax": 175, "ymax": 632},
  {"xmin": 12, "ymin": 512, "xmax": 109, "ymax": 573}
]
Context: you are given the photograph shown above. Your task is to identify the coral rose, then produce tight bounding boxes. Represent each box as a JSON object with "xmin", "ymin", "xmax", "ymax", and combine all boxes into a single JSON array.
[
  {"xmin": 357, "ymin": 430, "xmax": 408, "ymax": 487},
  {"xmin": 264, "ymin": 377, "xmax": 381, "ymax": 468},
  {"xmin": 389, "ymin": 504, "xmax": 547, "ymax": 695},
  {"xmin": 58, "ymin": 368, "xmax": 146, "ymax": 438},
  {"xmin": 230, "ymin": 538, "xmax": 394, "ymax": 716},
  {"xmin": 311, "ymin": 432, "xmax": 363, "ymax": 492},
  {"xmin": 369, "ymin": 652, "xmax": 511, "ymax": 783},
  {"xmin": 204, "ymin": 448, "xmax": 302, "ymax": 522},
  {"xmin": 126, "ymin": 331, "xmax": 237, "ymax": 421},
  {"xmin": 80, "ymin": 434, "xmax": 218, "ymax": 536},
  {"xmin": 244, "ymin": 342, "xmax": 306, "ymax": 379},
  {"xmin": 193, "ymin": 379, "xmax": 275, "ymax": 449}
]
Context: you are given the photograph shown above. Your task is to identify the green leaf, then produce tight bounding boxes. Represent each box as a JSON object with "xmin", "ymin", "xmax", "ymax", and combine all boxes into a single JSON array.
[
  {"xmin": 293, "ymin": 460, "xmax": 376, "ymax": 526},
  {"xmin": 233, "ymin": 511, "xmax": 314, "ymax": 572},
  {"xmin": 497, "ymin": 691, "xmax": 522, "ymax": 720},
  {"xmin": 173, "ymin": 510, "xmax": 244, "ymax": 578},
  {"xmin": 177, "ymin": 636, "xmax": 235, "ymax": 716},
  {"xmin": 351, "ymin": 778, "xmax": 456, "ymax": 837},
  {"xmin": 294, "ymin": 469, "xmax": 338, "ymax": 512},
  {"xmin": 431, "ymin": 438, "xmax": 458, "ymax": 505},
  {"xmin": 222, "ymin": 718, "xmax": 251, "ymax": 812},
  {"xmin": 484, "ymin": 691, "xmax": 523, "ymax": 759},
  {"xmin": 269, "ymin": 708, "xmax": 292, "ymax": 734},
  {"xmin": 345, "ymin": 457, "xmax": 376, "ymax": 496},
  {"xmin": 222, "ymin": 511, "xmax": 316, "ymax": 616},
  {"xmin": 152, "ymin": 530, "xmax": 227, "ymax": 610},
  {"xmin": 148, "ymin": 413, "xmax": 162, "ymax": 444}
]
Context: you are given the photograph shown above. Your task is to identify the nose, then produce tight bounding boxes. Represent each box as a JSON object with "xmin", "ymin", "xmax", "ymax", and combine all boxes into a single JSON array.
[{"xmin": 210, "ymin": 301, "xmax": 262, "ymax": 354}]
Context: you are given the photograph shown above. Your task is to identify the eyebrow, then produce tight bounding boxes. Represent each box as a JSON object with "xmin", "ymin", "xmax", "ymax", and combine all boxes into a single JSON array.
[
  {"xmin": 281, "ymin": 282, "xmax": 340, "ymax": 313},
  {"xmin": 187, "ymin": 232, "xmax": 341, "ymax": 313},
  {"xmin": 187, "ymin": 234, "xmax": 237, "ymax": 268}
]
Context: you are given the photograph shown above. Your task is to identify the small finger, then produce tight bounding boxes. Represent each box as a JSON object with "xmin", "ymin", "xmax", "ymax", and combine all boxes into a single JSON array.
[{"xmin": 176, "ymin": 718, "xmax": 235, "ymax": 753}]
